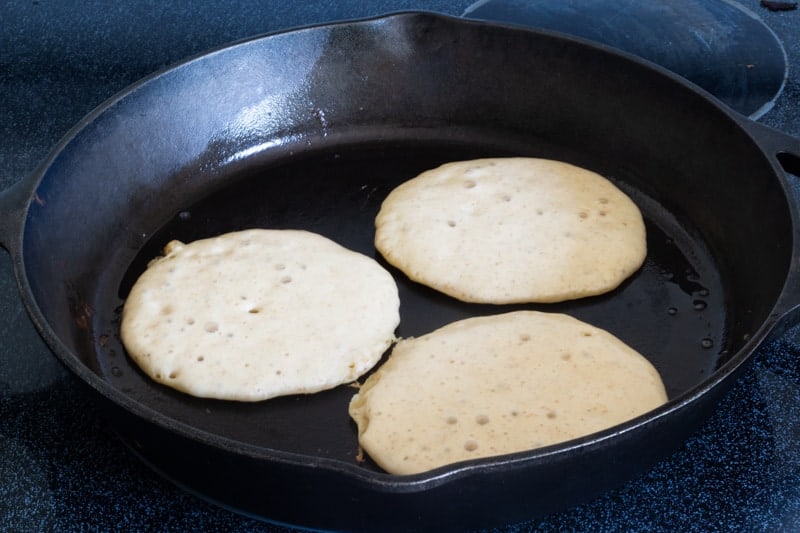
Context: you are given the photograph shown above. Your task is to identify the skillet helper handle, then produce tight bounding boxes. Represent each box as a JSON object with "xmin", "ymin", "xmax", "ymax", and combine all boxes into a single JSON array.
[
  {"xmin": 0, "ymin": 175, "xmax": 34, "ymax": 257},
  {"xmin": 739, "ymin": 119, "xmax": 800, "ymax": 334},
  {"xmin": 740, "ymin": 119, "xmax": 800, "ymax": 178}
]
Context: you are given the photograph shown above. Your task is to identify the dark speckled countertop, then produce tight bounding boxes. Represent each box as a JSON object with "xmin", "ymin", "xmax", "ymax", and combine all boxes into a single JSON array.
[{"xmin": 2, "ymin": 1, "xmax": 800, "ymax": 531}]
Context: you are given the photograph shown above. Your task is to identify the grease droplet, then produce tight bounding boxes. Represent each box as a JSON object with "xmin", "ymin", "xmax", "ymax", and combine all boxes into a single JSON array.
[{"xmin": 700, "ymin": 338, "xmax": 714, "ymax": 349}]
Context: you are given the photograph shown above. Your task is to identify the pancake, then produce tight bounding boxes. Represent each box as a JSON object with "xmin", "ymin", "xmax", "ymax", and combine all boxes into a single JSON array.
[
  {"xmin": 349, "ymin": 311, "xmax": 667, "ymax": 475},
  {"xmin": 374, "ymin": 157, "xmax": 646, "ymax": 303},
  {"xmin": 121, "ymin": 229, "xmax": 400, "ymax": 401}
]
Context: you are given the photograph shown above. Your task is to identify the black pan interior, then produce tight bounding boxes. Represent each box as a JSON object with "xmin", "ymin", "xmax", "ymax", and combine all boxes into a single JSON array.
[
  {"xmin": 19, "ymin": 13, "xmax": 793, "ymax": 474},
  {"xmin": 90, "ymin": 136, "xmax": 728, "ymax": 469}
]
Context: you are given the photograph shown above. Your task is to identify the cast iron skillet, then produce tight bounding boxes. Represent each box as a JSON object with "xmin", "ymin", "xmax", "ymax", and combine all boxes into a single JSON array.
[{"xmin": 1, "ymin": 12, "xmax": 800, "ymax": 532}]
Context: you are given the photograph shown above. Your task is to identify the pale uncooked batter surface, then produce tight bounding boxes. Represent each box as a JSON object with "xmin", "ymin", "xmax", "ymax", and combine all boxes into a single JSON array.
[
  {"xmin": 374, "ymin": 157, "xmax": 647, "ymax": 303},
  {"xmin": 121, "ymin": 229, "xmax": 400, "ymax": 401},
  {"xmin": 349, "ymin": 311, "xmax": 667, "ymax": 475}
]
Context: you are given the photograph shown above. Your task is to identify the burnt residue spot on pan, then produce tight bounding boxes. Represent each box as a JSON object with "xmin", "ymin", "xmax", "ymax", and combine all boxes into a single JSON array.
[{"xmin": 65, "ymin": 281, "xmax": 94, "ymax": 331}]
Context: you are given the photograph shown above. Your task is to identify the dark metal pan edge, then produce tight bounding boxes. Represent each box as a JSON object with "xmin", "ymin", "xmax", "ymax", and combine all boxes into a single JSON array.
[{"xmin": 3, "ymin": 10, "xmax": 800, "ymax": 529}]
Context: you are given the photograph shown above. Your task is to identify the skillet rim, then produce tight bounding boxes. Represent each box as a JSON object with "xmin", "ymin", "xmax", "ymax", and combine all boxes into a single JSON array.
[{"xmin": 6, "ymin": 10, "xmax": 798, "ymax": 491}]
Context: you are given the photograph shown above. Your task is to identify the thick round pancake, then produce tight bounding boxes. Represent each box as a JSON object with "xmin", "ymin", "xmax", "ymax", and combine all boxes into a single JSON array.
[
  {"xmin": 348, "ymin": 311, "xmax": 667, "ymax": 475},
  {"xmin": 121, "ymin": 229, "xmax": 400, "ymax": 401},
  {"xmin": 374, "ymin": 157, "xmax": 647, "ymax": 303}
]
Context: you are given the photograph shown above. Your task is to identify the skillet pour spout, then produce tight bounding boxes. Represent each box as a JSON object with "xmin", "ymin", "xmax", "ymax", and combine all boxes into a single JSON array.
[{"xmin": 2, "ymin": 11, "xmax": 800, "ymax": 531}]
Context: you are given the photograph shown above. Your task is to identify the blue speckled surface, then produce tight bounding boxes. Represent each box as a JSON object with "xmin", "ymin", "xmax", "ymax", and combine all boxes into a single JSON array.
[{"xmin": 2, "ymin": 1, "xmax": 800, "ymax": 531}]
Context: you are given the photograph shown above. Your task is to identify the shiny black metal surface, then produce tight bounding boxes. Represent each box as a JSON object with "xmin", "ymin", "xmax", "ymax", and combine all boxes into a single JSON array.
[{"xmin": 2, "ymin": 1, "xmax": 800, "ymax": 531}]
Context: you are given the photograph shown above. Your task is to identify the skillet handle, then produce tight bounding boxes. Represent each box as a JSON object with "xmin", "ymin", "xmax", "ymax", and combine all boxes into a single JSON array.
[
  {"xmin": 0, "ymin": 176, "xmax": 33, "ymax": 257},
  {"xmin": 738, "ymin": 119, "xmax": 800, "ymax": 337},
  {"xmin": 739, "ymin": 119, "xmax": 800, "ymax": 179}
]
